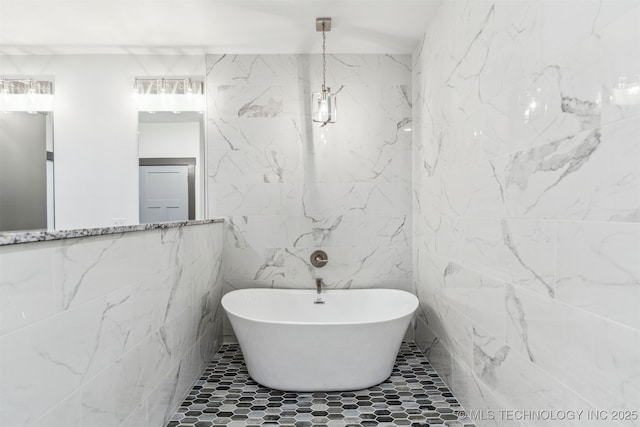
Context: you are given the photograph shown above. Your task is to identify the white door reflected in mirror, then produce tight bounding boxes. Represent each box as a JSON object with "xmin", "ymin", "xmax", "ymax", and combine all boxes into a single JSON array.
[
  {"xmin": 139, "ymin": 165, "xmax": 189, "ymax": 223},
  {"xmin": 137, "ymin": 111, "xmax": 204, "ymax": 224}
]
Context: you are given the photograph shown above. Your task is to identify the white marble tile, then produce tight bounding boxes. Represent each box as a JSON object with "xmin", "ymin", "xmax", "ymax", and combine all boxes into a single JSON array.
[
  {"xmin": 80, "ymin": 347, "xmax": 146, "ymax": 427},
  {"xmin": 413, "ymin": 312, "xmax": 436, "ymax": 355},
  {"xmin": 476, "ymin": 1, "xmax": 541, "ymax": 104},
  {"xmin": 305, "ymin": 138, "xmax": 411, "ymax": 184},
  {"xmin": 208, "ymin": 146, "xmax": 302, "ymax": 185},
  {"xmin": 303, "ymin": 54, "xmax": 364, "ymax": 88},
  {"xmin": 177, "ymin": 343, "xmax": 203, "ymax": 402},
  {"xmin": 474, "ymin": 325, "xmax": 596, "ymax": 427},
  {"xmin": 208, "ymin": 182, "xmax": 294, "ymax": 216},
  {"xmin": 487, "ymin": 67, "xmax": 584, "ymax": 151},
  {"xmin": 207, "ymin": 54, "xmax": 413, "ymax": 303},
  {"xmin": 449, "ymin": 365, "xmax": 518, "ymax": 427},
  {"xmin": 281, "ymin": 245, "xmax": 411, "ymax": 291},
  {"xmin": 504, "ymin": 117, "xmax": 640, "ymax": 222},
  {"xmin": 361, "ymin": 54, "xmax": 412, "ymax": 86},
  {"xmin": 539, "ymin": 0, "xmax": 638, "ymax": 66},
  {"xmin": 293, "ymin": 216, "xmax": 359, "ymax": 249},
  {"xmin": 206, "ymin": 54, "xmax": 301, "ymax": 86},
  {"xmin": 143, "ymin": 227, "xmax": 186, "ymax": 273},
  {"xmin": 505, "ymin": 129, "xmax": 601, "ymax": 216},
  {"xmin": 208, "ymin": 119, "xmax": 304, "ymax": 185},
  {"xmin": 442, "ymin": 262, "xmax": 506, "ymax": 340},
  {"xmin": 82, "ymin": 331, "xmax": 174, "ymax": 427},
  {"xmin": 29, "ymin": 389, "xmax": 82, "ymax": 427},
  {"xmin": 413, "ymin": 0, "xmax": 640, "ymax": 423},
  {"xmin": 0, "ymin": 242, "xmax": 55, "ymax": 335},
  {"xmin": 414, "ymin": 251, "xmax": 447, "ymax": 303},
  {"xmin": 190, "ymin": 255, "xmax": 223, "ymax": 304},
  {"xmin": 436, "ymin": 0, "xmax": 496, "ymax": 87},
  {"xmin": 448, "ymin": 106, "xmax": 511, "ymax": 166},
  {"xmin": 160, "ymin": 307, "xmax": 198, "ymax": 364},
  {"xmin": 139, "ymin": 331, "xmax": 177, "ymax": 394},
  {"xmin": 431, "ymin": 215, "xmax": 464, "ymax": 259},
  {"xmin": 223, "ymin": 216, "xmax": 250, "ymax": 249},
  {"xmin": 557, "ymin": 221, "xmax": 640, "ymax": 329},
  {"xmin": 223, "ymin": 247, "xmax": 285, "ymax": 283},
  {"xmin": 289, "ymin": 215, "xmax": 411, "ymax": 249},
  {"xmin": 344, "ymin": 245, "xmax": 412, "ymax": 283},
  {"xmin": 207, "ymin": 117, "xmax": 238, "ymax": 150},
  {"xmin": 211, "ymin": 85, "xmax": 299, "ymax": 119},
  {"xmin": 461, "ymin": 218, "xmax": 556, "ymax": 297},
  {"xmin": 505, "ymin": 284, "xmax": 640, "ymax": 415},
  {"xmin": 181, "ymin": 222, "xmax": 222, "ymax": 266},
  {"xmin": 422, "ymin": 333, "xmax": 454, "ymax": 386},
  {"xmin": 302, "ymin": 182, "xmax": 411, "ymax": 217},
  {"xmin": 194, "ymin": 288, "xmax": 220, "ymax": 345},
  {"xmin": 442, "ymin": 159, "xmax": 507, "ymax": 218},
  {"xmin": 144, "ymin": 361, "xmax": 181, "ymax": 427},
  {"xmin": 592, "ymin": 320, "xmax": 640, "ymax": 421},
  {"xmin": 380, "ymin": 84, "xmax": 412, "ymax": 123},
  {"xmin": 599, "ymin": 6, "xmax": 640, "ymax": 126},
  {"xmin": 130, "ymin": 269, "xmax": 172, "ymax": 348},
  {"xmin": 198, "ymin": 320, "xmax": 222, "ymax": 367},
  {"xmin": 238, "ymin": 117, "xmax": 304, "ymax": 150},
  {"xmin": 415, "ymin": 176, "xmax": 448, "ymax": 217},
  {"xmin": 53, "ymin": 232, "xmax": 149, "ymax": 312},
  {"xmin": 426, "ymin": 296, "xmax": 474, "ymax": 368},
  {"xmin": 129, "ymin": 265, "xmax": 194, "ymax": 348},
  {"xmin": 0, "ymin": 287, "xmax": 132, "ymax": 426},
  {"xmin": 119, "ymin": 403, "xmax": 147, "ymax": 427},
  {"xmin": 0, "ymin": 222, "xmax": 222, "ymax": 427}
]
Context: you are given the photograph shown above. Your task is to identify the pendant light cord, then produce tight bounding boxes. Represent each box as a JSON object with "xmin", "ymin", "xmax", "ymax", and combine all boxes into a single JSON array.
[{"xmin": 322, "ymin": 23, "xmax": 327, "ymax": 93}]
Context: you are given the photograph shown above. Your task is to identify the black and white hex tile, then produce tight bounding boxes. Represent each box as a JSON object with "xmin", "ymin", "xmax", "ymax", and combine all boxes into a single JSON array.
[{"xmin": 167, "ymin": 342, "xmax": 475, "ymax": 427}]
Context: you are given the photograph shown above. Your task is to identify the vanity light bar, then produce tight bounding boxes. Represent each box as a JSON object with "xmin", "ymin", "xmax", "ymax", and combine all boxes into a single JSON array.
[
  {"xmin": 0, "ymin": 79, "xmax": 54, "ymax": 95},
  {"xmin": 132, "ymin": 77, "xmax": 205, "ymax": 112},
  {"xmin": 0, "ymin": 79, "xmax": 54, "ymax": 112},
  {"xmin": 133, "ymin": 78, "xmax": 203, "ymax": 95}
]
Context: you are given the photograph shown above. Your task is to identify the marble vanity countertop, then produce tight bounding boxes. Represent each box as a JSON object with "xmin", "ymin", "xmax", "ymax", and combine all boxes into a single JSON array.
[{"xmin": 0, "ymin": 219, "xmax": 225, "ymax": 246}]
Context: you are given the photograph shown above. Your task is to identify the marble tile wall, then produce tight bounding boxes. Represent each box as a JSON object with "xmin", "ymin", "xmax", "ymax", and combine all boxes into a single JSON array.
[
  {"xmin": 0, "ymin": 223, "xmax": 224, "ymax": 427},
  {"xmin": 412, "ymin": 1, "xmax": 640, "ymax": 426},
  {"xmin": 206, "ymin": 54, "xmax": 413, "ymax": 338}
]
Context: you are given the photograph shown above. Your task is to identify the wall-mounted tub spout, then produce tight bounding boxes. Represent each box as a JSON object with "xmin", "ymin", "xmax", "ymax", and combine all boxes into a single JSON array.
[{"xmin": 314, "ymin": 278, "xmax": 325, "ymax": 304}]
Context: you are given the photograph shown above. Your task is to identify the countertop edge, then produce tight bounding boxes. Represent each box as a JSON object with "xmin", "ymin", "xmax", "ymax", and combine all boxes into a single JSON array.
[{"xmin": 0, "ymin": 219, "xmax": 225, "ymax": 247}]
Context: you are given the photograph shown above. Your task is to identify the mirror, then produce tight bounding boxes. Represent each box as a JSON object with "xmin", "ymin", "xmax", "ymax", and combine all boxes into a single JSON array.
[
  {"xmin": 138, "ymin": 112, "xmax": 205, "ymax": 224},
  {"xmin": 0, "ymin": 112, "xmax": 54, "ymax": 232},
  {"xmin": 0, "ymin": 57, "xmax": 208, "ymax": 233}
]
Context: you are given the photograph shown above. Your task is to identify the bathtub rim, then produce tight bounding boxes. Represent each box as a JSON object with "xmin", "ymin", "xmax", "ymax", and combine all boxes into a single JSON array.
[{"xmin": 221, "ymin": 288, "xmax": 419, "ymax": 327}]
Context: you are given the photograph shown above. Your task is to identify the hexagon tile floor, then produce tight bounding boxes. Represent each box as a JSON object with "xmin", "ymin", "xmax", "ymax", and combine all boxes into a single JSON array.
[{"xmin": 166, "ymin": 342, "xmax": 475, "ymax": 427}]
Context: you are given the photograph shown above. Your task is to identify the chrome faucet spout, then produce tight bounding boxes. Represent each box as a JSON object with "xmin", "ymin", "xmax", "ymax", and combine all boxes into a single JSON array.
[{"xmin": 315, "ymin": 278, "xmax": 323, "ymax": 294}]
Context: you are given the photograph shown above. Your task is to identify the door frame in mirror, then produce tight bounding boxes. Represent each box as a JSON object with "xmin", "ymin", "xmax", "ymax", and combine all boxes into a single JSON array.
[{"xmin": 138, "ymin": 157, "xmax": 196, "ymax": 221}]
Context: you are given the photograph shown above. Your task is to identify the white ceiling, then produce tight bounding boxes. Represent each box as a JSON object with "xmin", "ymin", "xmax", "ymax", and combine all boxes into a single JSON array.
[{"xmin": 0, "ymin": 0, "xmax": 441, "ymax": 55}]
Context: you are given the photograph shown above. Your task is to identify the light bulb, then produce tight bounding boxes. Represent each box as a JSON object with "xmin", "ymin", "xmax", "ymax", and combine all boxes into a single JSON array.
[{"xmin": 318, "ymin": 98, "xmax": 329, "ymax": 122}]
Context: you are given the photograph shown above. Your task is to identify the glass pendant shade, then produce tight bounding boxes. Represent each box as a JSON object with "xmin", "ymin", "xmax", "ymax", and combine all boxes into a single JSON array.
[{"xmin": 312, "ymin": 88, "xmax": 336, "ymax": 125}]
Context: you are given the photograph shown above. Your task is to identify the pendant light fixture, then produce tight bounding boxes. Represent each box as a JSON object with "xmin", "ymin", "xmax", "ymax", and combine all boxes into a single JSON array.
[{"xmin": 312, "ymin": 17, "xmax": 336, "ymax": 126}]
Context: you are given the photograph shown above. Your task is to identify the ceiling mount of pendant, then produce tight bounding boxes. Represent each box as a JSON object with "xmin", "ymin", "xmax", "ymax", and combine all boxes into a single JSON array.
[{"xmin": 316, "ymin": 17, "xmax": 332, "ymax": 32}]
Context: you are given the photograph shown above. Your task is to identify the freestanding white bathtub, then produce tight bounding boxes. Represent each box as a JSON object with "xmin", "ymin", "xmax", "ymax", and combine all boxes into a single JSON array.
[{"xmin": 221, "ymin": 288, "xmax": 419, "ymax": 392}]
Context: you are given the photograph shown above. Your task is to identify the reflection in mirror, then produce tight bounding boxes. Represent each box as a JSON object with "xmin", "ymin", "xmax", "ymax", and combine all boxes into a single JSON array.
[
  {"xmin": 138, "ymin": 112, "xmax": 205, "ymax": 224},
  {"xmin": 0, "ymin": 112, "xmax": 54, "ymax": 232}
]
